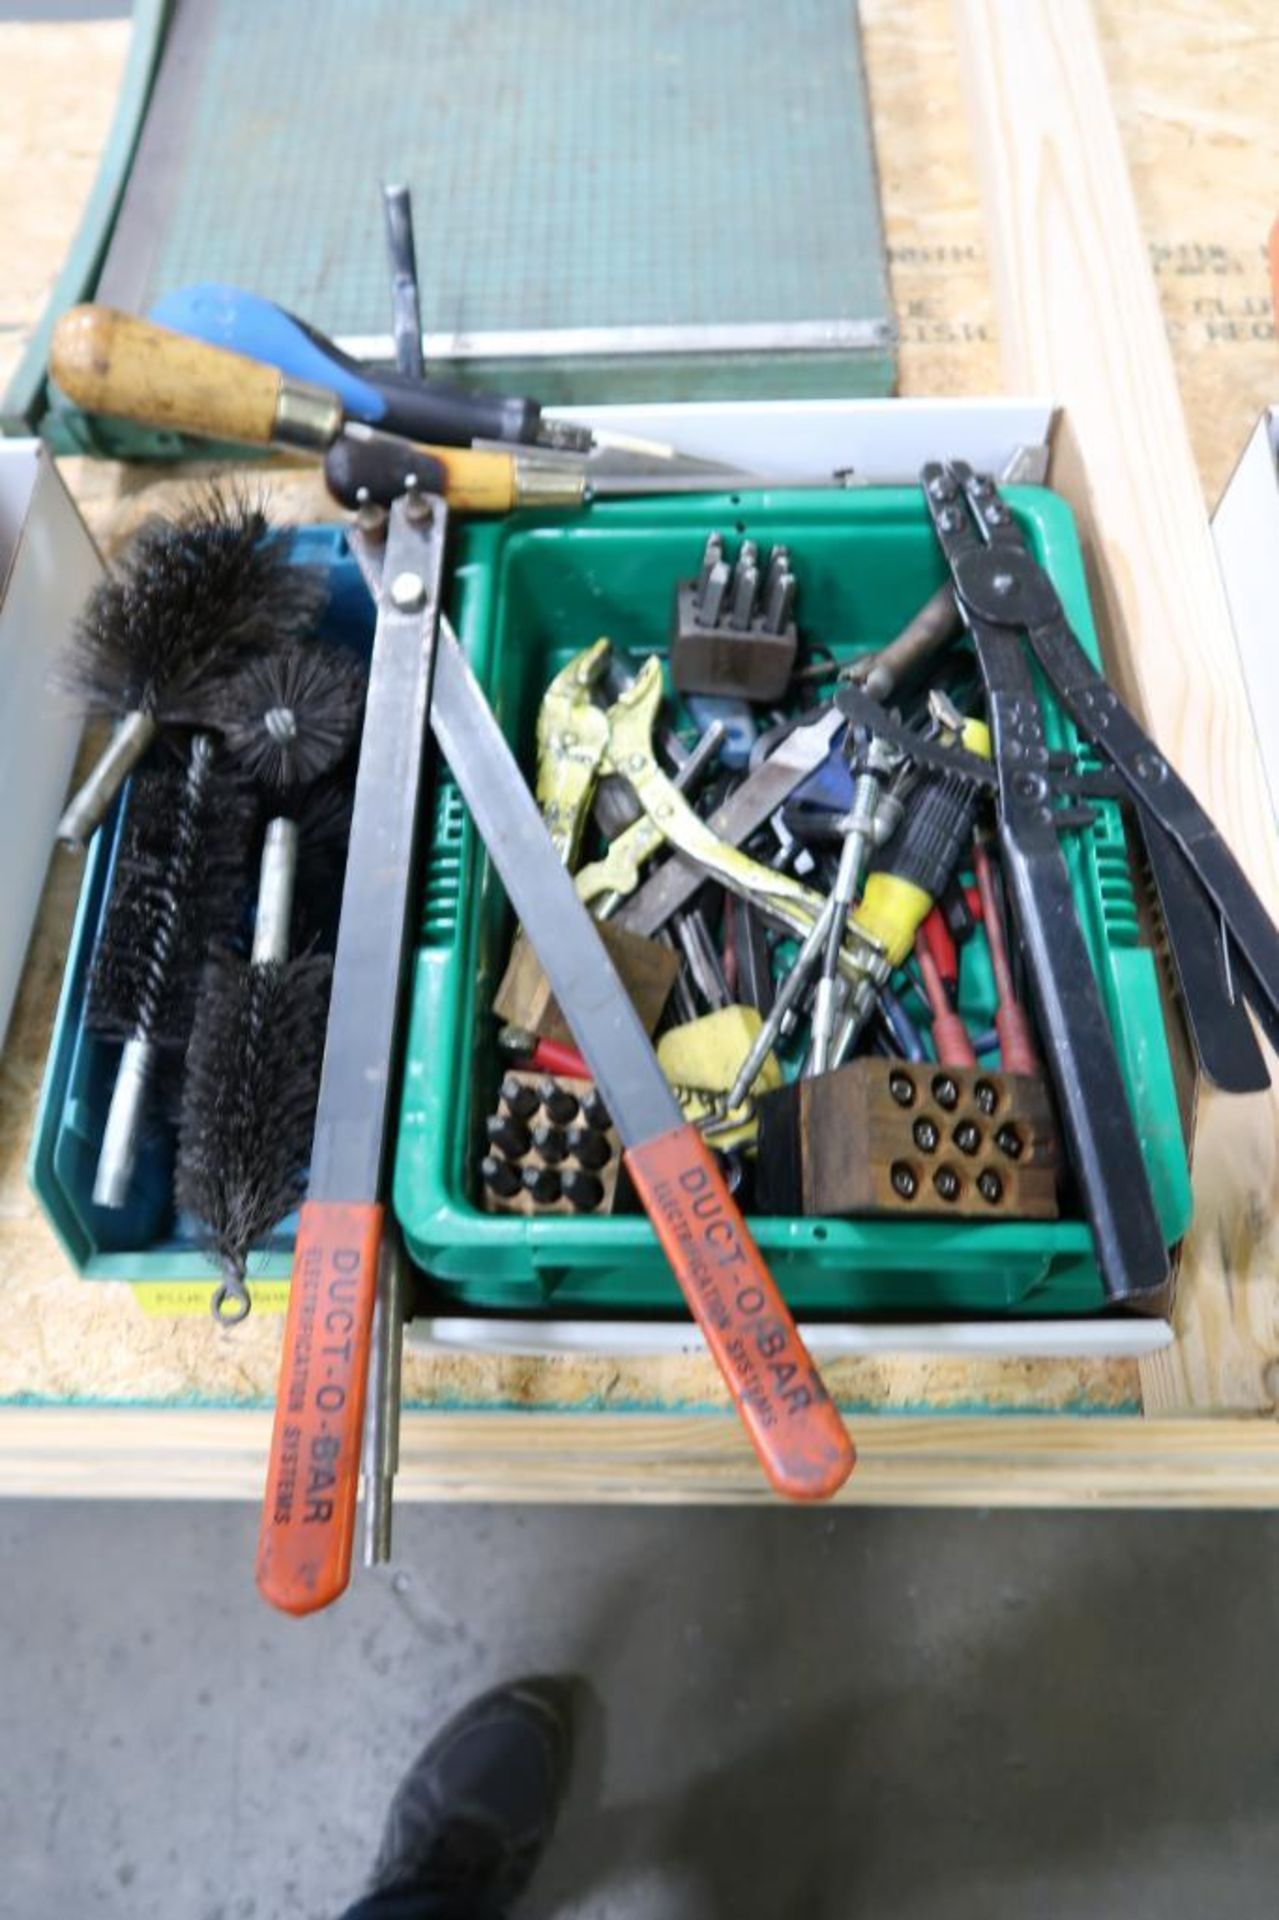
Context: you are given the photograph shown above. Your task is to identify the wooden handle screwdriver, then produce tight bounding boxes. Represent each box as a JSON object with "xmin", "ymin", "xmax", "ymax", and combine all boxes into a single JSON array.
[{"xmin": 48, "ymin": 305, "xmax": 585, "ymax": 513}]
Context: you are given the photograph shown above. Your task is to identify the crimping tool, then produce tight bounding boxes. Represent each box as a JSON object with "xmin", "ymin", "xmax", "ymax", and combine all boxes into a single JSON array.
[{"xmin": 925, "ymin": 459, "xmax": 1279, "ymax": 1301}]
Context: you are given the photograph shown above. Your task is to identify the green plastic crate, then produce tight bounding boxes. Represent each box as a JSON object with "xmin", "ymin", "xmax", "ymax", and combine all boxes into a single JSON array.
[{"xmin": 392, "ymin": 485, "xmax": 1193, "ymax": 1317}]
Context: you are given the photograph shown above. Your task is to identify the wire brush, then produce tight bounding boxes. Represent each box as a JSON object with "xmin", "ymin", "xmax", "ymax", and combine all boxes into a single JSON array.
[
  {"xmin": 176, "ymin": 944, "xmax": 331, "ymax": 1325},
  {"xmin": 215, "ymin": 629, "xmax": 366, "ymax": 953},
  {"xmin": 214, "ymin": 639, "xmax": 367, "ymax": 790},
  {"xmin": 167, "ymin": 554, "xmax": 365, "ymax": 1317},
  {"xmin": 85, "ymin": 733, "xmax": 256, "ymax": 1207},
  {"xmin": 176, "ymin": 809, "xmax": 332, "ymax": 1323},
  {"xmin": 289, "ymin": 773, "xmax": 356, "ymax": 951},
  {"xmin": 55, "ymin": 486, "xmax": 323, "ymax": 848}
]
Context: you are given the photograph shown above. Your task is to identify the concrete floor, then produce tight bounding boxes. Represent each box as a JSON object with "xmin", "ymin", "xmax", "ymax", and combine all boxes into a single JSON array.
[{"xmin": 3, "ymin": 1503, "xmax": 1278, "ymax": 1919}]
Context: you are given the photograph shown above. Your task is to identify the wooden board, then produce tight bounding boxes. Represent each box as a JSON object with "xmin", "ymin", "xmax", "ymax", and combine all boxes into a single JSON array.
[
  {"xmin": 954, "ymin": 0, "xmax": 1279, "ymax": 1420},
  {"xmin": 1, "ymin": 1, "xmax": 1277, "ymax": 1498},
  {"xmin": 5, "ymin": 1407, "xmax": 1279, "ymax": 1507}
]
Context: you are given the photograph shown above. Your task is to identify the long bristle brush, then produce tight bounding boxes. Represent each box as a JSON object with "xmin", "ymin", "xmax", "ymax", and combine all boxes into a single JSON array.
[
  {"xmin": 84, "ymin": 734, "xmax": 256, "ymax": 1207},
  {"xmin": 289, "ymin": 774, "xmax": 357, "ymax": 950},
  {"xmin": 176, "ymin": 638, "xmax": 366, "ymax": 1323},
  {"xmin": 55, "ymin": 487, "xmax": 322, "ymax": 848},
  {"xmin": 176, "ymin": 827, "xmax": 332, "ymax": 1325}
]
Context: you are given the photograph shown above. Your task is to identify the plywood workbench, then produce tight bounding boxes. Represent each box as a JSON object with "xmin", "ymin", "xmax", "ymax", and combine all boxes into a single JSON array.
[{"xmin": 1, "ymin": 0, "xmax": 1276, "ymax": 1506}]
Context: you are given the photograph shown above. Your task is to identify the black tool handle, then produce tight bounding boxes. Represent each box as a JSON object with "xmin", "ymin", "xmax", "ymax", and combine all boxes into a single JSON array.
[
  {"xmin": 365, "ymin": 363, "xmax": 541, "ymax": 449},
  {"xmin": 289, "ymin": 310, "xmax": 543, "ymax": 448},
  {"xmin": 925, "ymin": 460, "xmax": 1171, "ymax": 1299},
  {"xmin": 324, "ymin": 431, "xmax": 448, "ymax": 508},
  {"xmin": 1139, "ymin": 812, "xmax": 1270, "ymax": 1091},
  {"xmin": 950, "ymin": 460, "xmax": 1279, "ymax": 1053},
  {"xmin": 982, "ymin": 660, "xmax": 1170, "ymax": 1302},
  {"xmin": 1027, "ymin": 623, "xmax": 1279, "ymax": 1050},
  {"xmin": 882, "ymin": 769, "xmax": 981, "ymax": 897}
]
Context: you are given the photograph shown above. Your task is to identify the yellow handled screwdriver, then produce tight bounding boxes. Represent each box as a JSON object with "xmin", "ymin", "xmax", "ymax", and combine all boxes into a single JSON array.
[{"xmin": 48, "ymin": 305, "xmax": 586, "ymax": 513}]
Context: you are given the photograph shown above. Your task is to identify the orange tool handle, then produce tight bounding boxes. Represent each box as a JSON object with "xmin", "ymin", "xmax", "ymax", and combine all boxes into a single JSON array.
[
  {"xmin": 256, "ymin": 1200, "xmax": 382, "ymax": 1615},
  {"xmin": 528, "ymin": 1036, "xmax": 591, "ymax": 1079},
  {"xmin": 918, "ymin": 904, "xmax": 958, "ymax": 1000},
  {"xmin": 973, "ymin": 840, "xmax": 1039, "ymax": 1076},
  {"xmin": 626, "ymin": 1124, "xmax": 855, "ymax": 1500},
  {"xmin": 50, "ymin": 304, "xmax": 301, "ymax": 446},
  {"xmin": 915, "ymin": 931, "xmax": 977, "ymax": 1068}
]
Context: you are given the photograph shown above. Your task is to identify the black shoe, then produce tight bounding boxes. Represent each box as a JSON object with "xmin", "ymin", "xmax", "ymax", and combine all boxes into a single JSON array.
[{"xmin": 367, "ymin": 1678, "xmax": 574, "ymax": 1915}]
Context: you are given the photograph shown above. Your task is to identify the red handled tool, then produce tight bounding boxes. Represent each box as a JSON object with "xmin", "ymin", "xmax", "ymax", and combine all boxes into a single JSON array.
[
  {"xmin": 533, "ymin": 1038, "xmax": 591, "ymax": 1078},
  {"xmin": 914, "ymin": 930, "xmax": 977, "ymax": 1068},
  {"xmin": 972, "ymin": 836, "xmax": 1039, "ymax": 1076},
  {"xmin": 260, "ymin": 497, "xmax": 853, "ymax": 1619},
  {"xmin": 429, "ymin": 612, "xmax": 855, "ymax": 1502},
  {"xmin": 917, "ymin": 905, "xmax": 959, "ymax": 1006},
  {"xmin": 256, "ymin": 495, "xmax": 448, "ymax": 1616}
]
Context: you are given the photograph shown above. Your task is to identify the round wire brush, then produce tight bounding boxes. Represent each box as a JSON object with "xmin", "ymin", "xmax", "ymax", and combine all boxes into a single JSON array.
[
  {"xmin": 215, "ymin": 637, "xmax": 366, "ymax": 953},
  {"xmin": 176, "ymin": 817, "xmax": 332, "ymax": 1324},
  {"xmin": 215, "ymin": 640, "xmax": 367, "ymax": 790},
  {"xmin": 84, "ymin": 733, "xmax": 256, "ymax": 1207},
  {"xmin": 55, "ymin": 486, "xmax": 324, "ymax": 848}
]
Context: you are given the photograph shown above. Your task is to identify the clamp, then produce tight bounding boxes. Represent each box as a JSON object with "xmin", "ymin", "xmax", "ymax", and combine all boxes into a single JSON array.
[
  {"xmin": 541, "ymin": 646, "xmax": 884, "ymax": 979},
  {"xmin": 534, "ymin": 639, "xmax": 611, "ymax": 865}
]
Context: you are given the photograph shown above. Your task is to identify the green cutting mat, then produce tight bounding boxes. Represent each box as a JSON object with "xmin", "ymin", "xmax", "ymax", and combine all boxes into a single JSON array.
[{"xmin": 84, "ymin": 0, "xmax": 894, "ymax": 413}]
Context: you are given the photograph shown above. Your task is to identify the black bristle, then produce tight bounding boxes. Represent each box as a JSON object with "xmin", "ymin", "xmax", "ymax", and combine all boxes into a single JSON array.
[
  {"xmin": 290, "ymin": 773, "xmax": 356, "ymax": 949},
  {"xmin": 85, "ymin": 737, "xmax": 255, "ymax": 1045},
  {"xmin": 57, "ymin": 486, "xmax": 324, "ymax": 723},
  {"xmin": 175, "ymin": 951, "xmax": 331, "ymax": 1278},
  {"xmin": 215, "ymin": 640, "xmax": 367, "ymax": 789},
  {"xmin": 293, "ymin": 773, "xmax": 355, "ymax": 859}
]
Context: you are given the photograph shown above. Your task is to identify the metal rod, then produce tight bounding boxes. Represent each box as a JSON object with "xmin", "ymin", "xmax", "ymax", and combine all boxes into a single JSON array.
[
  {"xmin": 58, "ymin": 709, "xmax": 158, "ymax": 849},
  {"xmin": 726, "ymin": 894, "xmax": 839, "ymax": 1108},
  {"xmin": 844, "ymin": 584, "xmax": 962, "ymax": 700},
  {"xmin": 251, "ymin": 818, "xmax": 298, "ymax": 966},
  {"xmin": 675, "ymin": 910, "xmax": 731, "ymax": 1012},
  {"xmin": 381, "ymin": 183, "xmax": 425, "ymax": 381},
  {"xmin": 362, "ymin": 1228, "xmax": 406, "ymax": 1567},
  {"xmin": 808, "ymin": 745, "xmax": 894, "ymax": 1073},
  {"xmin": 672, "ymin": 718, "xmax": 728, "ymax": 790},
  {"xmin": 91, "ymin": 1034, "xmax": 153, "ymax": 1208}
]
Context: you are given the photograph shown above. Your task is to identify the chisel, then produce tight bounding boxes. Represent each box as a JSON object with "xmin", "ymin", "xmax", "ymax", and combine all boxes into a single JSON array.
[
  {"xmin": 48, "ymin": 306, "xmax": 584, "ymax": 512},
  {"xmin": 320, "ymin": 424, "xmax": 823, "ymax": 511}
]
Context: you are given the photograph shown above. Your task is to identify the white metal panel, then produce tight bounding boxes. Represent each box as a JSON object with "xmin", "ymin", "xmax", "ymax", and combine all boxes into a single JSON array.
[{"xmin": 0, "ymin": 442, "xmax": 101, "ymax": 1050}]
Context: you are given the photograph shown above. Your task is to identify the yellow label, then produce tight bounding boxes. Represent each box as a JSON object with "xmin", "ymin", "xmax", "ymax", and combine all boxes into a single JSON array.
[
  {"xmin": 960, "ymin": 716, "xmax": 992, "ymax": 760},
  {"xmin": 657, "ymin": 1007, "xmax": 781, "ymax": 1153},
  {"xmin": 854, "ymin": 872, "xmax": 933, "ymax": 967},
  {"xmin": 132, "ymin": 1281, "xmax": 291, "ymax": 1318}
]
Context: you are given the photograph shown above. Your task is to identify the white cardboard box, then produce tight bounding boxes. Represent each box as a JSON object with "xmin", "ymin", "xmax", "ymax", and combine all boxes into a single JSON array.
[{"xmin": 0, "ymin": 442, "xmax": 101, "ymax": 1050}]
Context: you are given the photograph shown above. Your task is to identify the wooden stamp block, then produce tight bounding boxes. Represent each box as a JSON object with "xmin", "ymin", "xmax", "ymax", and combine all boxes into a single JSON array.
[
  {"xmin": 493, "ymin": 925, "xmax": 679, "ymax": 1043},
  {"xmin": 756, "ymin": 1060, "xmax": 1060, "ymax": 1220}
]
